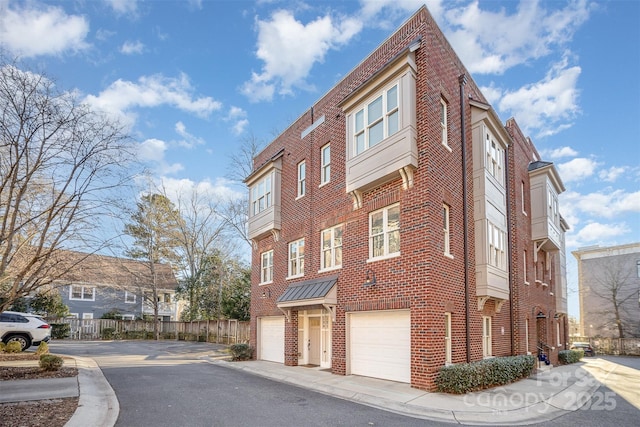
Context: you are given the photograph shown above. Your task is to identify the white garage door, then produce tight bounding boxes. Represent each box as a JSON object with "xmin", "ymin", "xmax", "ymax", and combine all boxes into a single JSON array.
[
  {"xmin": 259, "ymin": 316, "xmax": 284, "ymax": 363},
  {"xmin": 349, "ymin": 310, "xmax": 410, "ymax": 383}
]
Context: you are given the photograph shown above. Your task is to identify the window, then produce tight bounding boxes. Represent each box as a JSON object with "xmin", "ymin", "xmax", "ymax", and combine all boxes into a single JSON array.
[
  {"xmin": 445, "ymin": 312, "xmax": 452, "ymax": 364},
  {"xmin": 125, "ymin": 291, "xmax": 136, "ymax": 304},
  {"xmin": 521, "ymin": 181, "xmax": 527, "ymax": 214},
  {"xmin": 297, "ymin": 161, "xmax": 306, "ymax": 197},
  {"xmin": 488, "ymin": 221, "xmax": 506, "ymax": 269},
  {"xmin": 70, "ymin": 285, "xmax": 95, "ymax": 301},
  {"xmin": 288, "ymin": 238, "xmax": 305, "ymax": 277},
  {"xmin": 443, "ymin": 203, "xmax": 451, "ymax": 257},
  {"xmin": 485, "ymin": 131, "xmax": 504, "ymax": 185},
  {"xmin": 369, "ymin": 204, "xmax": 400, "ymax": 259},
  {"xmin": 261, "ymin": 250, "xmax": 273, "ymax": 283},
  {"xmin": 482, "ymin": 316, "xmax": 492, "ymax": 357},
  {"xmin": 320, "ymin": 143, "xmax": 331, "ymax": 185},
  {"xmin": 557, "ymin": 321, "xmax": 561, "ymax": 347},
  {"xmin": 251, "ymin": 174, "xmax": 272, "ymax": 216},
  {"xmin": 525, "ymin": 318, "xmax": 530, "ymax": 353},
  {"xmin": 354, "ymin": 83, "xmax": 399, "ymax": 155},
  {"xmin": 440, "ymin": 98, "xmax": 448, "ymax": 148},
  {"xmin": 321, "ymin": 224, "xmax": 343, "ymax": 270},
  {"xmin": 524, "ymin": 250, "xmax": 529, "ymax": 284},
  {"xmin": 637, "ymin": 260, "xmax": 640, "ymax": 278}
]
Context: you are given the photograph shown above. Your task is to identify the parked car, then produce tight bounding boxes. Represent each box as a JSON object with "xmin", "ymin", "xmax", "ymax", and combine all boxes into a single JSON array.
[
  {"xmin": 0, "ymin": 311, "xmax": 52, "ymax": 351},
  {"xmin": 570, "ymin": 342, "xmax": 595, "ymax": 356}
]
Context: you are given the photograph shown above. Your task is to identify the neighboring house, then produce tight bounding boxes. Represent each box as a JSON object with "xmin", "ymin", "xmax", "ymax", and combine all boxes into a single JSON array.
[
  {"xmin": 247, "ymin": 5, "xmax": 569, "ymax": 390},
  {"xmin": 573, "ymin": 243, "xmax": 640, "ymax": 338},
  {"xmin": 53, "ymin": 250, "xmax": 183, "ymax": 322}
]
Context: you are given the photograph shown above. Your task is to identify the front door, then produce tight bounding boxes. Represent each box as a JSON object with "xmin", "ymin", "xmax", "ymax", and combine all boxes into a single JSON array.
[{"xmin": 308, "ymin": 317, "xmax": 321, "ymax": 366}]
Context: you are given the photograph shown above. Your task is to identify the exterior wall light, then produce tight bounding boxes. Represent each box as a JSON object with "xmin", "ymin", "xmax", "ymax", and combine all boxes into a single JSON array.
[
  {"xmin": 364, "ymin": 269, "xmax": 377, "ymax": 287},
  {"xmin": 261, "ymin": 288, "xmax": 271, "ymax": 299}
]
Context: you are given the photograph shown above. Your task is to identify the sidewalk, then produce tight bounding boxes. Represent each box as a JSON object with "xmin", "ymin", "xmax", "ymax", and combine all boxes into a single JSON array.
[{"xmin": 205, "ymin": 356, "xmax": 605, "ymax": 426}]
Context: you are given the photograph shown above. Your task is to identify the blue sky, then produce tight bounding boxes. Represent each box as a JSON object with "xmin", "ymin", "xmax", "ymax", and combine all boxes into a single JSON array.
[{"xmin": 1, "ymin": 0, "xmax": 639, "ymax": 319}]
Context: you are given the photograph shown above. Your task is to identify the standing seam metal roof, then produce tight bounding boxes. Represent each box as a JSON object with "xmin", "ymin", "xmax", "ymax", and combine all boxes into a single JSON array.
[{"xmin": 276, "ymin": 275, "xmax": 338, "ymax": 303}]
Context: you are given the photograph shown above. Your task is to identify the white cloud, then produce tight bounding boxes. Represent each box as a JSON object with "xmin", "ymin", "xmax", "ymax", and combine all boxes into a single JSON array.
[
  {"xmin": 84, "ymin": 73, "xmax": 221, "ymax": 126},
  {"xmin": 226, "ymin": 106, "xmax": 249, "ymax": 135},
  {"xmin": 492, "ymin": 54, "xmax": 581, "ymax": 138},
  {"xmin": 541, "ymin": 146, "xmax": 578, "ymax": 160},
  {"xmin": 557, "ymin": 158, "xmax": 599, "ymax": 183},
  {"xmin": 598, "ymin": 166, "xmax": 627, "ymax": 183},
  {"xmin": 120, "ymin": 40, "xmax": 145, "ymax": 55},
  {"xmin": 567, "ymin": 221, "xmax": 631, "ymax": 248},
  {"xmin": 561, "ymin": 189, "xmax": 640, "ymax": 219},
  {"xmin": 242, "ymin": 9, "xmax": 362, "ymax": 102},
  {"xmin": 138, "ymin": 138, "xmax": 183, "ymax": 175},
  {"xmin": 174, "ymin": 121, "xmax": 205, "ymax": 148},
  {"xmin": 0, "ymin": 3, "xmax": 89, "ymax": 57},
  {"xmin": 160, "ymin": 176, "xmax": 244, "ymax": 207},
  {"xmin": 106, "ymin": 0, "xmax": 138, "ymax": 16},
  {"xmin": 443, "ymin": 0, "xmax": 592, "ymax": 75}
]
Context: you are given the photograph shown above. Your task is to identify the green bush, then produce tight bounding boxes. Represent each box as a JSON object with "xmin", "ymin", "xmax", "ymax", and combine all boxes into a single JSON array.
[
  {"xmin": 39, "ymin": 354, "xmax": 64, "ymax": 371},
  {"xmin": 101, "ymin": 327, "xmax": 118, "ymax": 340},
  {"xmin": 4, "ymin": 341, "xmax": 22, "ymax": 353},
  {"xmin": 436, "ymin": 355, "xmax": 536, "ymax": 394},
  {"xmin": 559, "ymin": 349, "xmax": 583, "ymax": 364},
  {"xmin": 229, "ymin": 343, "xmax": 254, "ymax": 361},
  {"xmin": 0, "ymin": 342, "xmax": 5, "ymax": 352},
  {"xmin": 35, "ymin": 341, "xmax": 49, "ymax": 355},
  {"xmin": 51, "ymin": 323, "xmax": 71, "ymax": 339}
]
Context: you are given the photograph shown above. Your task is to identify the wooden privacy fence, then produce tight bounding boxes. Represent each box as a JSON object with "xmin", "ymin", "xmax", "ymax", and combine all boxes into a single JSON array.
[
  {"xmin": 48, "ymin": 318, "xmax": 250, "ymax": 345},
  {"xmin": 570, "ymin": 337, "xmax": 640, "ymax": 356}
]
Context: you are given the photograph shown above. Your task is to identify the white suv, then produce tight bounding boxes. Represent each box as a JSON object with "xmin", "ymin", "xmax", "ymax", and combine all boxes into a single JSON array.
[{"xmin": 0, "ymin": 311, "xmax": 52, "ymax": 351}]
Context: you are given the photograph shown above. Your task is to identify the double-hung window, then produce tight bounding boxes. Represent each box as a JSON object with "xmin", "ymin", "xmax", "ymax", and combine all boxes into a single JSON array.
[
  {"xmin": 320, "ymin": 144, "xmax": 330, "ymax": 185},
  {"xmin": 125, "ymin": 291, "xmax": 136, "ymax": 304},
  {"xmin": 288, "ymin": 238, "xmax": 305, "ymax": 277},
  {"xmin": 70, "ymin": 285, "xmax": 95, "ymax": 301},
  {"xmin": 261, "ymin": 250, "xmax": 273, "ymax": 283},
  {"xmin": 485, "ymin": 132, "xmax": 504, "ymax": 185},
  {"xmin": 443, "ymin": 203, "xmax": 451, "ymax": 257},
  {"xmin": 445, "ymin": 312, "xmax": 452, "ymax": 364},
  {"xmin": 251, "ymin": 174, "xmax": 272, "ymax": 215},
  {"xmin": 297, "ymin": 161, "xmax": 306, "ymax": 198},
  {"xmin": 441, "ymin": 98, "xmax": 449, "ymax": 148},
  {"xmin": 369, "ymin": 203, "xmax": 400, "ymax": 259},
  {"xmin": 354, "ymin": 83, "xmax": 399, "ymax": 155},
  {"xmin": 482, "ymin": 316, "xmax": 492, "ymax": 357},
  {"xmin": 321, "ymin": 224, "xmax": 343, "ymax": 270},
  {"xmin": 488, "ymin": 221, "xmax": 506, "ymax": 269}
]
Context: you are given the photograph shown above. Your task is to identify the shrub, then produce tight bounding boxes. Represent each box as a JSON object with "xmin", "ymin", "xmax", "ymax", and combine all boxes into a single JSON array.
[
  {"xmin": 36, "ymin": 341, "xmax": 49, "ymax": 355},
  {"xmin": 0, "ymin": 342, "xmax": 5, "ymax": 352},
  {"xmin": 4, "ymin": 341, "xmax": 23, "ymax": 353},
  {"xmin": 436, "ymin": 355, "xmax": 536, "ymax": 394},
  {"xmin": 229, "ymin": 343, "xmax": 254, "ymax": 361},
  {"xmin": 559, "ymin": 349, "xmax": 583, "ymax": 364},
  {"xmin": 51, "ymin": 323, "xmax": 71, "ymax": 339},
  {"xmin": 101, "ymin": 327, "xmax": 118, "ymax": 340},
  {"xmin": 39, "ymin": 354, "xmax": 64, "ymax": 371}
]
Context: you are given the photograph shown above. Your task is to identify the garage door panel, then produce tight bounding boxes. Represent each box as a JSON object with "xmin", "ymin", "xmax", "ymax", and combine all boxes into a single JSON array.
[
  {"xmin": 259, "ymin": 317, "xmax": 284, "ymax": 363},
  {"xmin": 350, "ymin": 310, "xmax": 410, "ymax": 383}
]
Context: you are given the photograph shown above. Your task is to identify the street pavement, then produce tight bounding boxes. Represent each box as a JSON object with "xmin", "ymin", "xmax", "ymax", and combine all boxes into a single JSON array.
[{"xmin": 1, "ymin": 346, "xmax": 638, "ymax": 426}]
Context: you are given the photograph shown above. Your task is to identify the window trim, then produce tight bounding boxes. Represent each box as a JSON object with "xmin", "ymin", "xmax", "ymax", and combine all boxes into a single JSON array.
[
  {"xmin": 443, "ymin": 203, "xmax": 452, "ymax": 258},
  {"xmin": 320, "ymin": 143, "xmax": 331, "ymax": 186},
  {"xmin": 250, "ymin": 173, "xmax": 273, "ymax": 216},
  {"xmin": 485, "ymin": 131, "xmax": 504, "ymax": 186},
  {"xmin": 297, "ymin": 161, "xmax": 306, "ymax": 198},
  {"xmin": 488, "ymin": 221, "xmax": 506, "ymax": 270},
  {"xmin": 260, "ymin": 250, "xmax": 274, "ymax": 284},
  {"xmin": 353, "ymin": 81, "xmax": 400, "ymax": 156},
  {"xmin": 320, "ymin": 224, "xmax": 343, "ymax": 272},
  {"xmin": 288, "ymin": 238, "xmax": 305, "ymax": 279},
  {"xmin": 125, "ymin": 291, "xmax": 136, "ymax": 304},
  {"xmin": 69, "ymin": 285, "xmax": 95, "ymax": 301},
  {"xmin": 441, "ymin": 98, "xmax": 450, "ymax": 150},
  {"xmin": 482, "ymin": 316, "xmax": 492, "ymax": 358},
  {"xmin": 368, "ymin": 203, "xmax": 401, "ymax": 261},
  {"xmin": 445, "ymin": 312, "xmax": 452, "ymax": 365}
]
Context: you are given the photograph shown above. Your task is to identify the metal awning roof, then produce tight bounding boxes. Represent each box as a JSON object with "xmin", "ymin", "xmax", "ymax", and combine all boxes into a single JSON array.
[{"xmin": 276, "ymin": 275, "xmax": 338, "ymax": 308}]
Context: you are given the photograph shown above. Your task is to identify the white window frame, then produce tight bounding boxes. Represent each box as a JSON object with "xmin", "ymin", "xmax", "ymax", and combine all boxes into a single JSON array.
[
  {"xmin": 288, "ymin": 238, "xmax": 305, "ymax": 278},
  {"xmin": 521, "ymin": 181, "xmax": 527, "ymax": 215},
  {"xmin": 297, "ymin": 161, "xmax": 306, "ymax": 198},
  {"xmin": 70, "ymin": 285, "xmax": 95, "ymax": 301},
  {"xmin": 488, "ymin": 221, "xmax": 506, "ymax": 270},
  {"xmin": 443, "ymin": 203, "xmax": 452, "ymax": 257},
  {"xmin": 125, "ymin": 291, "xmax": 136, "ymax": 304},
  {"xmin": 320, "ymin": 224, "xmax": 343, "ymax": 271},
  {"xmin": 260, "ymin": 250, "xmax": 274, "ymax": 284},
  {"xmin": 525, "ymin": 318, "xmax": 530, "ymax": 354},
  {"xmin": 320, "ymin": 143, "xmax": 330, "ymax": 185},
  {"xmin": 482, "ymin": 316, "xmax": 492, "ymax": 358},
  {"xmin": 485, "ymin": 131, "xmax": 504, "ymax": 185},
  {"xmin": 441, "ymin": 98, "xmax": 449, "ymax": 149},
  {"xmin": 250, "ymin": 173, "xmax": 272, "ymax": 216},
  {"xmin": 122, "ymin": 314, "xmax": 135, "ymax": 320},
  {"xmin": 353, "ymin": 82, "xmax": 399, "ymax": 155},
  {"xmin": 368, "ymin": 203, "xmax": 400, "ymax": 260},
  {"xmin": 524, "ymin": 250, "xmax": 529, "ymax": 285},
  {"xmin": 445, "ymin": 312, "xmax": 452, "ymax": 365},
  {"xmin": 557, "ymin": 321, "xmax": 561, "ymax": 347}
]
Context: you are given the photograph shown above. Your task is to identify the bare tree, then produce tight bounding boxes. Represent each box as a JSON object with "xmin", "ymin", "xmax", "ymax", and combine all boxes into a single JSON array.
[
  {"xmin": 0, "ymin": 57, "xmax": 135, "ymax": 311},
  {"xmin": 590, "ymin": 261, "xmax": 638, "ymax": 338}
]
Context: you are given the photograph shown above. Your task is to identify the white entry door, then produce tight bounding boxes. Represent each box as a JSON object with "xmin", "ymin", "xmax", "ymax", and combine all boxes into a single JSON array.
[
  {"xmin": 259, "ymin": 317, "xmax": 284, "ymax": 363},
  {"xmin": 349, "ymin": 310, "xmax": 411, "ymax": 383},
  {"xmin": 308, "ymin": 317, "xmax": 321, "ymax": 365}
]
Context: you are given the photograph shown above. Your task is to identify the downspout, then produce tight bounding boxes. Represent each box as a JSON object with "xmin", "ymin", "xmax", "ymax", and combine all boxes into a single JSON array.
[
  {"xmin": 505, "ymin": 143, "xmax": 515, "ymax": 355},
  {"xmin": 459, "ymin": 74, "xmax": 471, "ymax": 363}
]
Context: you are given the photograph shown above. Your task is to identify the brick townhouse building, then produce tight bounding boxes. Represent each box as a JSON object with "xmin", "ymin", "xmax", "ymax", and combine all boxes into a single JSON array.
[{"xmin": 246, "ymin": 5, "xmax": 569, "ymax": 390}]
